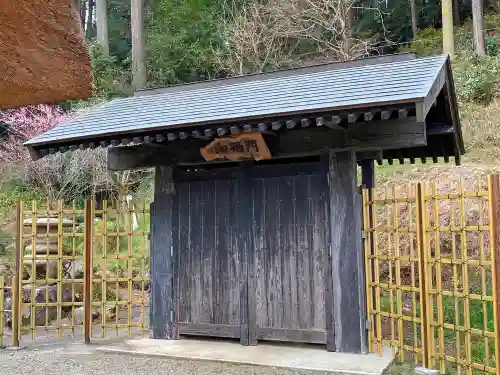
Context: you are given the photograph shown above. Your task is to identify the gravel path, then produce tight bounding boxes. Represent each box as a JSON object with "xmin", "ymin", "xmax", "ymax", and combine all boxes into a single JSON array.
[{"xmin": 0, "ymin": 341, "xmax": 332, "ymax": 375}]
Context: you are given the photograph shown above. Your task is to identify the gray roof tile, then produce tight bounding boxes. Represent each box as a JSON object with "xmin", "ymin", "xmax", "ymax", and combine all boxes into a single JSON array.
[{"xmin": 26, "ymin": 55, "xmax": 448, "ymax": 147}]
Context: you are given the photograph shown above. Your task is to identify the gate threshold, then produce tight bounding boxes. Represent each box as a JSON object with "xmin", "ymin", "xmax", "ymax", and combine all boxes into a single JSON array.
[{"xmin": 96, "ymin": 338, "xmax": 393, "ymax": 375}]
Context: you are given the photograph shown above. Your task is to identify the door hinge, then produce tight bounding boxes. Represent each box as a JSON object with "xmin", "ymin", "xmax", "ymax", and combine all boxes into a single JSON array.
[
  {"xmin": 170, "ymin": 310, "xmax": 174, "ymax": 323},
  {"xmin": 361, "ymin": 231, "xmax": 367, "ymax": 239},
  {"xmin": 365, "ymin": 319, "xmax": 372, "ymax": 330},
  {"xmin": 170, "ymin": 245, "xmax": 173, "ymax": 256}
]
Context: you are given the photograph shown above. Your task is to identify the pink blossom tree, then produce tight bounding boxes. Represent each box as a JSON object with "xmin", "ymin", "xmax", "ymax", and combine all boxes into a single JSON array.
[
  {"xmin": 0, "ymin": 104, "xmax": 151, "ymax": 202},
  {"xmin": 0, "ymin": 105, "xmax": 69, "ymax": 164}
]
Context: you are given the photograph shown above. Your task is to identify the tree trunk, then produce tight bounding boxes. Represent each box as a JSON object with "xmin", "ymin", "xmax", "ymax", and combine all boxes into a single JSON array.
[
  {"xmin": 472, "ymin": 0, "xmax": 486, "ymax": 55},
  {"xmin": 73, "ymin": 0, "xmax": 84, "ymax": 30},
  {"xmin": 79, "ymin": 0, "xmax": 87, "ymax": 27},
  {"xmin": 442, "ymin": 0, "xmax": 455, "ymax": 57},
  {"xmin": 131, "ymin": 0, "xmax": 147, "ymax": 89},
  {"xmin": 410, "ymin": 0, "xmax": 418, "ymax": 38},
  {"xmin": 453, "ymin": 0, "xmax": 460, "ymax": 25},
  {"xmin": 96, "ymin": 0, "xmax": 109, "ymax": 54},
  {"xmin": 86, "ymin": 0, "xmax": 95, "ymax": 38},
  {"xmin": 342, "ymin": 0, "xmax": 353, "ymax": 59}
]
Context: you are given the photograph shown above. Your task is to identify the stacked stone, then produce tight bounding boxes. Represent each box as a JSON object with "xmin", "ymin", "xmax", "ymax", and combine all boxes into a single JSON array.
[
  {"xmin": 22, "ymin": 217, "xmax": 74, "ymax": 280},
  {"xmin": 20, "ymin": 217, "xmax": 76, "ymax": 327}
]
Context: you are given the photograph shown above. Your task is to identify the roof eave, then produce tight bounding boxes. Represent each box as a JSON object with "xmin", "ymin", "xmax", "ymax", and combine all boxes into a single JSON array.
[{"xmin": 25, "ymin": 98, "xmax": 426, "ymax": 150}]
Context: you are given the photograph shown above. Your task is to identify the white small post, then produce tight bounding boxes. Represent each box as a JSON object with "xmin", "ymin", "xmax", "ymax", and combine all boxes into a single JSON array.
[
  {"xmin": 415, "ymin": 368, "xmax": 439, "ymax": 375},
  {"xmin": 126, "ymin": 195, "xmax": 139, "ymax": 231}
]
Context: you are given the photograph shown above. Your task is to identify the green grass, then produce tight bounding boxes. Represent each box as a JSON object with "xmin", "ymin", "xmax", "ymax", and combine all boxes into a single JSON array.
[{"xmin": 379, "ymin": 289, "xmax": 496, "ymax": 374}]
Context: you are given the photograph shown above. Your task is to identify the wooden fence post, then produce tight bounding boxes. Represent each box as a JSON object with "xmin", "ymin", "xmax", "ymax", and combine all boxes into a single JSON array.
[
  {"xmin": 488, "ymin": 174, "xmax": 500, "ymax": 370},
  {"xmin": 12, "ymin": 201, "xmax": 23, "ymax": 347},
  {"xmin": 83, "ymin": 200, "xmax": 93, "ymax": 344},
  {"xmin": 416, "ymin": 183, "xmax": 432, "ymax": 368}
]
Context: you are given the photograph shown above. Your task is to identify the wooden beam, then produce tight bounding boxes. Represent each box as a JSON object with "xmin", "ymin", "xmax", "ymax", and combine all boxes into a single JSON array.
[
  {"xmin": 363, "ymin": 112, "xmax": 374, "ymax": 122},
  {"xmin": 217, "ymin": 127, "xmax": 228, "ymax": 136},
  {"xmin": 301, "ymin": 118, "xmax": 311, "ymax": 127},
  {"xmin": 398, "ymin": 109, "xmax": 408, "ymax": 118},
  {"xmin": 258, "ymin": 123, "xmax": 268, "ymax": 132},
  {"xmin": 357, "ymin": 151, "xmax": 382, "ymax": 161},
  {"xmin": 272, "ymin": 121, "xmax": 283, "ymax": 130},
  {"xmin": 107, "ymin": 118, "xmax": 426, "ymax": 170},
  {"xmin": 178, "ymin": 323, "xmax": 240, "ymax": 338},
  {"xmin": 150, "ymin": 166, "xmax": 177, "ymax": 339},
  {"xmin": 256, "ymin": 328, "xmax": 326, "ymax": 344},
  {"xmin": 345, "ymin": 117, "xmax": 425, "ymax": 151},
  {"xmin": 381, "ymin": 110, "xmax": 391, "ymax": 120},
  {"xmin": 326, "ymin": 151, "xmax": 365, "ymax": 353},
  {"xmin": 348, "ymin": 113, "xmax": 359, "ymax": 123}
]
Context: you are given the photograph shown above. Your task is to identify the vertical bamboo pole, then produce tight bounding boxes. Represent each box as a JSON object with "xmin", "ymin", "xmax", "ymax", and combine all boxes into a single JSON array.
[
  {"xmin": 488, "ymin": 174, "xmax": 500, "ymax": 371},
  {"xmin": 12, "ymin": 201, "xmax": 23, "ymax": 347},
  {"xmin": 416, "ymin": 183, "xmax": 431, "ymax": 368},
  {"xmin": 84, "ymin": 200, "xmax": 93, "ymax": 344},
  {"xmin": 362, "ymin": 188, "xmax": 374, "ymax": 353},
  {"xmin": 0, "ymin": 275, "xmax": 4, "ymax": 347}
]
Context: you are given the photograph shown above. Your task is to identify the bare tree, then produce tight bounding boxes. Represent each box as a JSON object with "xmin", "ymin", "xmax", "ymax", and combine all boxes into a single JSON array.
[
  {"xmin": 96, "ymin": 0, "xmax": 109, "ymax": 54},
  {"xmin": 472, "ymin": 0, "xmax": 486, "ymax": 56},
  {"xmin": 218, "ymin": 0, "xmax": 381, "ymax": 76},
  {"xmin": 131, "ymin": 0, "xmax": 147, "ymax": 89},
  {"xmin": 25, "ymin": 149, "xmax": 151, "ymax": 202}
]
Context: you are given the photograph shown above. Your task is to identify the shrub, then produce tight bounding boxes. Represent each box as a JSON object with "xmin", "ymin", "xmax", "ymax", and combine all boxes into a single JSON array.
[
  {"xmin": 399, "ymin": 27, "xmax": 443, "ymax": 56},
  {"xmin": 486, "ymin": 33, "xmax": 500, "ymax": 56},
  {"xmin": 453, "ymin": 54, "xmax": 500, "ymax": 103}
]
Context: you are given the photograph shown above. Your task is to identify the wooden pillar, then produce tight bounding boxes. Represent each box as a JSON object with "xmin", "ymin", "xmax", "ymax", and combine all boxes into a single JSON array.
[
  {"xmin": 360, "ymin": 159, "xmax": 375, "ymax": 354},
  {"xmin": 326, "ymin": 151, "xmax": 366, "ymax": 353},
  {"xmin": 150, "ymin": 166, "xmax": 177, "ymax": 339}
]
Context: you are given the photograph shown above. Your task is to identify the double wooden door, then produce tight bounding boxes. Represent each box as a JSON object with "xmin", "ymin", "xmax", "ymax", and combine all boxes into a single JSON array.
[{"xmin": 171, "ymin": 161, "xmax": 331, "ymax": 345}]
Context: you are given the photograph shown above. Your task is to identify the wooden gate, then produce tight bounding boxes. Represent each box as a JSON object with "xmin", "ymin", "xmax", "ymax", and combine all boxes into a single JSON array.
[
  {"xmin": 173, "ymin": 175, "xmax": 246, "ymax": 341},
  {"xmin": 252, "ymin": 168, "xmax": 329, "ymax": 344},
  {"xmin": 172, "ymin": 161, "xmax": 330, "ymax": 345}
]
